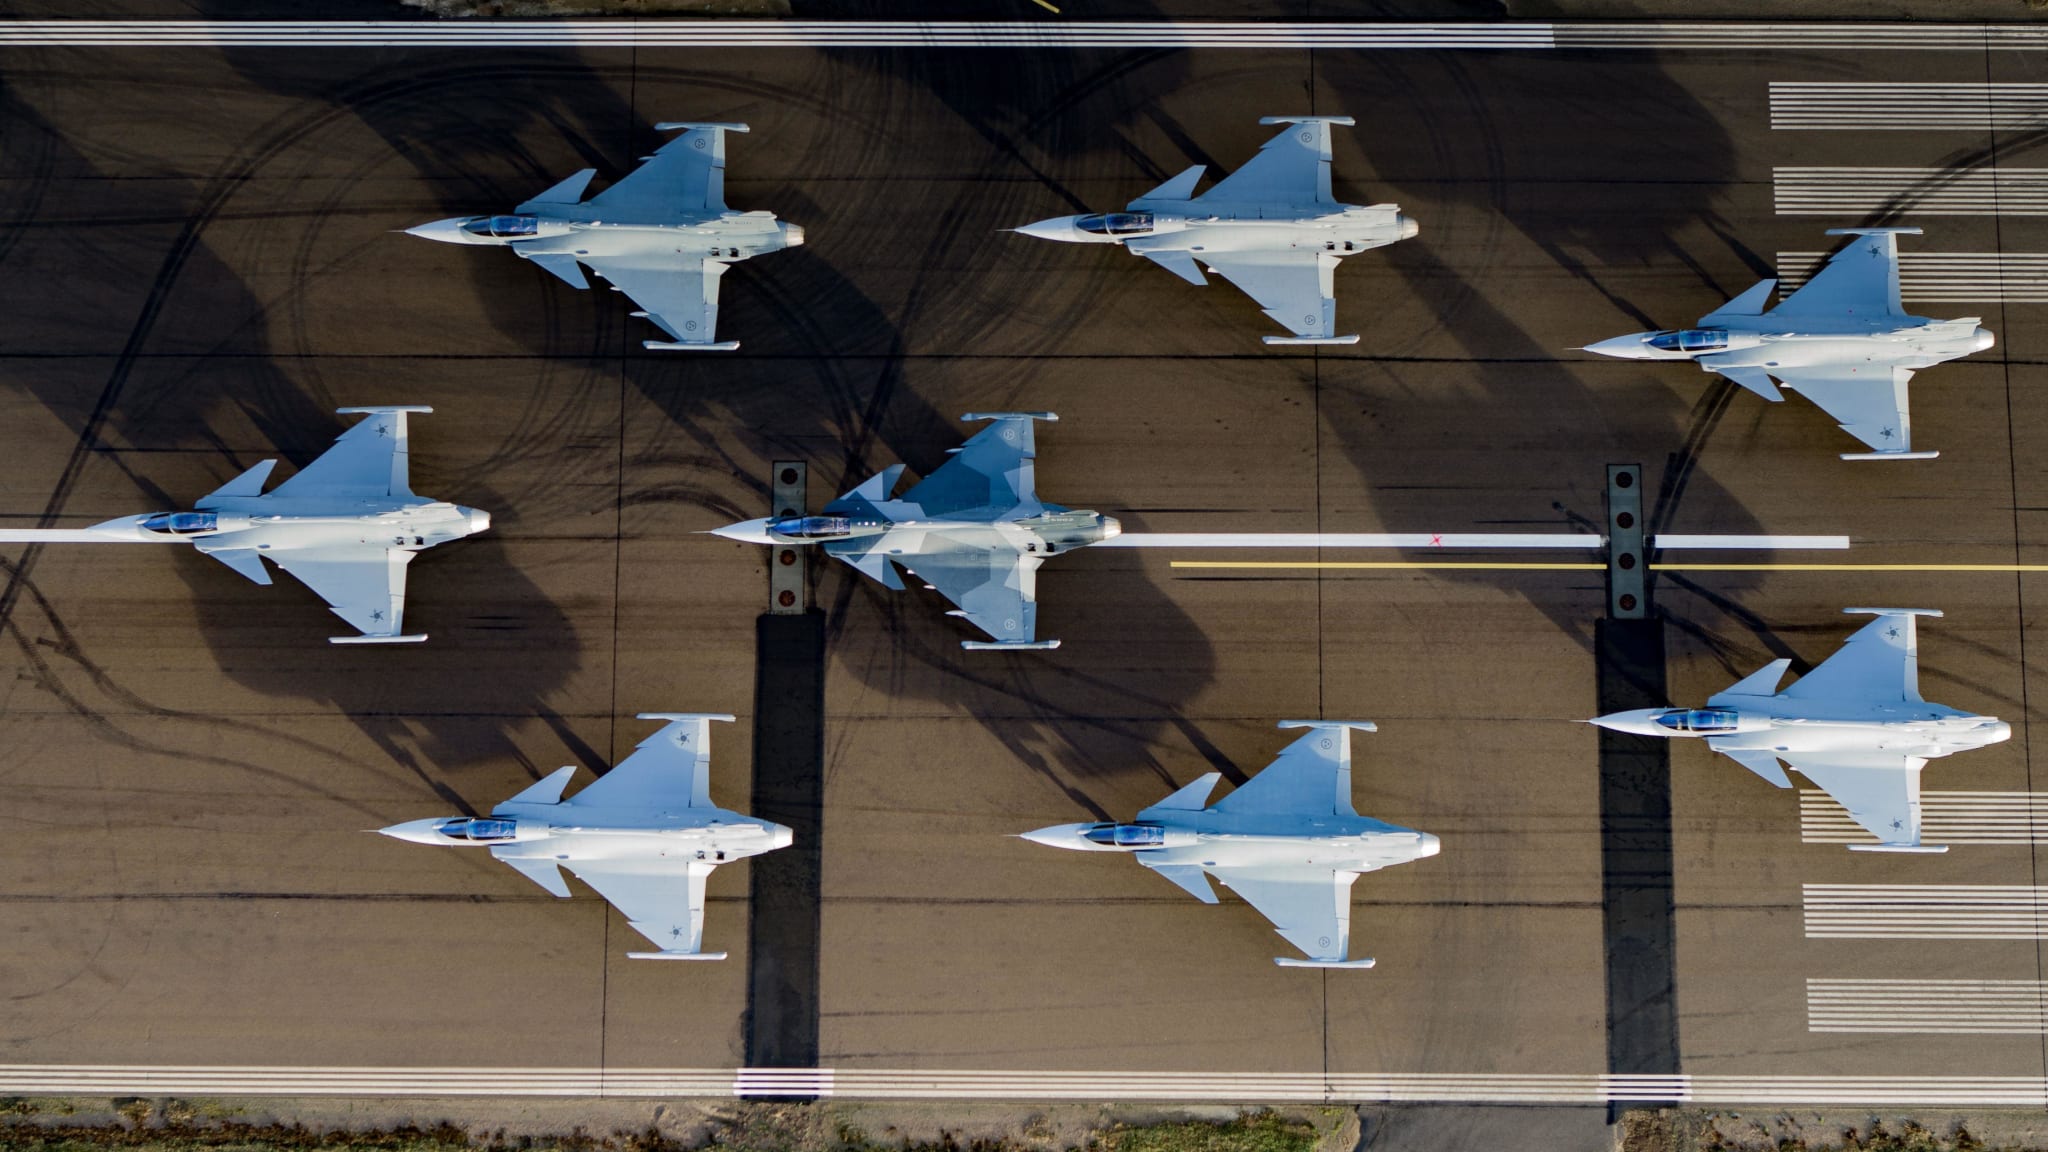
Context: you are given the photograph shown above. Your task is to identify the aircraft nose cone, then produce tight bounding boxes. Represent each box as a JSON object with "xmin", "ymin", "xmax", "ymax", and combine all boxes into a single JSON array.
[
  {"xmin": 1015, "ymin": 216, "xmax": 1084, "ymax": 243},
  {"xmin": 1589, "ymin": 708, "xmax": 1672, "ymax": 737},
  {"xmin": 378, "ymin": 817, "xmax": 452, "ymax": 845},
  {"xmin": 1019, "ymin": 822, "xmax": 1090, "ymax": 850},
  {"xmin": 1976, "ymin": 327, "xmax": 1997, "ymax": 352},
  {"xmin": 466, "ymin": 507, "xmax": 492, "ymax": 536},
  {"xmin": 784, "ymin": 224, "xmax": 805, "ymax": 248},
  {"xmin": 404, "ymin": 217, "xmax": 475, "ymax": 245},
  {"xmin": 1397, "ymin": 214, "xmax": 1420, "ymax": 240},
  {"xmin": 1584, "ymin": 334, "xmax": 1653, "ymax": 359},
  {"xmin": 710, "ymin": 517, "xmax": 777, "ymax": 545}
]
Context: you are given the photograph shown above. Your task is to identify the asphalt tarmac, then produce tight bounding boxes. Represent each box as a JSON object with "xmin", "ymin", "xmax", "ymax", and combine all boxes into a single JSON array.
[{"xmin": 3, "ymin": 21, "xmax": 2046, "ymax": 1096}]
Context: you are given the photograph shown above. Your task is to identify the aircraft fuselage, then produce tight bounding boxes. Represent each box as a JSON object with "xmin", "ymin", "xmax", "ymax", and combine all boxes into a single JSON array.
[
  {"xmin": 409, "ymin": 211, "xmax": 804, "ymax": 264},
  {"xmin": 1025, "ymin": 814, "xmax": 1440, "ymax": 875},
  {"xmin": 82, "ymin": 499, "xmax": 489, "ymax": 556},
  {"xmin": 1595, "ymin": 703, "xmax": 2010, "ymax": 760},
  {"xmin": 381, "ymin": 806, "xmax": 793, "ymax": 865},
  {"xmin": 1588, "ymin": 317, "xmax": 1994, "ymax": 374}
]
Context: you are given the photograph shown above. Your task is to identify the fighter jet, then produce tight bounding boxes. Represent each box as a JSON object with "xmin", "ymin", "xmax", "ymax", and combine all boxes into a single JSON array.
[
  {"xmin": 1012, "ymin": 116, "xmax": 1417, "ymax": 345},
  {"xmin": 1022, "ymin": 721, "xmax": 1440, "ymax": 968},
  {"xmin": 405, "ymin": 122, "xmax": 803, "ymax": 351},
  {"xmin": 1583, "ymin": 227, "xmax": 1995, "ymax": 460},
  {"xmin": 380, "ymin": 714, "xmax": 790, "ymax": 960},
  {"xmin": 1592, "ymin": 609, "xmax": 2010, "ymax": 853},
  {"xmin": 0, "ymin": 407, "xmax": 487, "ymax": 643},
  {"xmin": 712, "ymin": 412, "xmax": 1119, "ymax": 650}
]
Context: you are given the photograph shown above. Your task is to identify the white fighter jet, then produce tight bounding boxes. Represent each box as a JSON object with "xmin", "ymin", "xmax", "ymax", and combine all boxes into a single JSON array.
[
  {"xmin": 1013, "ymin": 116, "xmax": 1418, "ymax": 345},
  {"xmin": 405, "ymin": 122, "xmax": 804, "ymax": 351},
  {"xmin": 1022, "ymin": 721, "xmax": 1440, "ymax": 968},
  {"xmin": 380, "ymin": 714, "xmax": 791, "ymax": 960},
  {"xmin": 1592, "ymin": 609, "xmax": 2010, "ymax": 852},
  {"xmin": 0, "ymin": 407, "xmax": 487, "ymax": 643},
  {"xmin": 713, "ymin": 413, "xmax": 1120, "ymax": 650},
  {"xmin": 1583, "ymin": 227, "xmax": 1995, "ymax": 460}
]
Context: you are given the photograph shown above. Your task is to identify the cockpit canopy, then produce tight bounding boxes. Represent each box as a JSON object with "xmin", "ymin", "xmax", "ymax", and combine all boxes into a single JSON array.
[
  {"xmin": 1655, "ymin": 709, "xmax": 1740, "ymax": 733},
  {"xmin": 140, "ymin": 511, "xmax": 218, "ymax": 536},
  {"xmin": 1082, "ymin": 823, "xmax": 1167, "ymax": 847},
  {"xmin": 772, "ymin": 516, "xmax": 852, "ymax": 539},
  {"xmin": 462, "ymin": 215, "xmax": 540, "ymax": 239},
  {"xmin": 1076, "ymin": 212, "xmax": 1155, "ymax": 236},
  {"xmin": 1647, "ymin": 328, "xmax": 1730, "ymax": 353},
  {"xmin": 437, "ymin": 818, "xmax": 519, "ymax": 842}
]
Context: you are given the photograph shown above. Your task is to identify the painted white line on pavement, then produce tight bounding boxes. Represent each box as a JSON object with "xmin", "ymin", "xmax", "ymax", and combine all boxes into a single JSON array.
[
  {"xmin": 0, "ymin": 21, "xmax": 1555, "ymax": 48},
  {"xmin": 1779, "ymin": 250, "xmax": 2048, "ymax": 302},
  {"xmin": 1103, "ymin": 534, "xmax": 1845, "ymax": 550},
  {"xmin": 1101, "ymin": 533, "xmax": 1602, "ymax": 549},
  {"xmin": 5, "ymin": 22, "xmax": 2048, "ymax": 51},
  {"xmin": 1776, "ymin": 167, "xmax": 2048, "ymax": 216},
  {"xmin": 1652, "ymin": 535, "xmax": 1849, "ymax": 550},
  {"xmin": 1802, "ymin": 790, "xmax": 2048, "ymax": 845},
  {"xmin": 1771, "ymin": 82, "xmax": 2048, "ymax": 130},
  {"xmin": 6, "ymin": 1066, "xmax": 2048, "ymax": 1104},
  {"xmin": 1809, "ymin": 979, "xmax": 2048, "ymax": 1034},
  {"xmin": 1805, "ymin": 884, "xmax": 2048, "ymax": 939}
]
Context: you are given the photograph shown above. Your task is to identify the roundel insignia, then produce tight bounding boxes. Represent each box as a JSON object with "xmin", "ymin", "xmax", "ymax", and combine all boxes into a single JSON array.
[
  {"xmin": 1299, "ymin": 130, "xmax": 1313, "ymax": 143},
  {"xmin": 693, "ymin": 138, "xmax": 707, "ymax": 149},
  {"xmin": 1318, "ymin": 935, "xmax": 1331, "ymax": 948},
  {"xmin": 1003, "ymin": 618, "xmax": 1018, "ymax": 630},
  {"xmin": 1304, "ymin": 313, "xmax": 1317, "ymax": 325},
  {"xmin": 685, "ymin": 320, "xmax": 699, "ymax": 331},
  {"xmin": 1320, "ymin": 737, "xmax": 1334, "ymax": 750},
  {"xmin": 1003, "ymin": 427, "xmax": 1018, "ymax": 441}
]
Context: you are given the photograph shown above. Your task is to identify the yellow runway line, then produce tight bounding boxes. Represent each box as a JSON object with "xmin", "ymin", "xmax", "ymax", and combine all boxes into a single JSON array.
[{"xmin": 1169, "ymin": 561, "xmax": 2048, "ymax": 573}]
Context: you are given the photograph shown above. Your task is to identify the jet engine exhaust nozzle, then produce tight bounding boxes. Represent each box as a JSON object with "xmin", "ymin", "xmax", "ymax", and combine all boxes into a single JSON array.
[{"xmin": 1397, "ymin": 214, "xmax": 1420, "ymax": 240}]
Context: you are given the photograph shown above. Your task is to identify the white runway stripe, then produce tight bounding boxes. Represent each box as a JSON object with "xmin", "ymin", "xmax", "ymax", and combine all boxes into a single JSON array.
[
  {"xmin": 1779, "ymin": 250, "xmax": 2048, "ymax": 302},
  {"xmin": 1771, "ymin": 83, "xmax": 2048, "ymax": 130},
  {"xmin": 1809, "ymin": 979, "xmax": 2048, "ymax": 1034},
  {"xmin": 1, "ymin": 22, "xmax": 2047, "ymax": 51},
  {"xmin": 4, "ymin": 1065, "xmax": 2048, "ymax": 1104},
  {"xmin": 1100, "ymin": 533, "xmax": 1601, "ymax": 550},
  {"xmin": 1802, "ymin": 790, "xmax": 2048, "ymax": 845},
  {"xmin": 1560, "ymin": 25, "xmax": 2048, "ymax": 50},
  {"xmin": 1775, "ymin": 167, "xmax": 2048, "ymax": 216},
  {"xmin": 1101, "ymin": 534, "xmax": 1844, "ymax": 550},
  {"xmin": 0, "ymin": 21, "xmax": 1555, "ymax": 48},
  {"xmin": 1805, "ymin": 884, "xmax": 2048, "ymax": 939}
]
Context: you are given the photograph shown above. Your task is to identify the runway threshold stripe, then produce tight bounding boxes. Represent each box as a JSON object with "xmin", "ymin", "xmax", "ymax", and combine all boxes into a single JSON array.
[
  {"xmin": 1775, "ymin": 167, "xmax": 2048, "ymax": 216},
  {"xmin": 1771, "ymin": 83, "xmax": 2048, "ymax": 130},
  {"xmin": 5, "ymin": 1066, "xmax": 2048, "ymax": 1103},
  {"xmin": 1778, "ymin": 251, "xmax": 2048, "ymax": 302},
  {"xmin": 1809, "ymin": 979, "xmax": 2048, "ymax": 1033},
  {"xmin": 0, "ymin": 22, "xmax": 2045, "ymax": 50},
  {"xmin": 1805, "ymin": 885, "xmax": 2048, "ymax": 939},
  {"xmin": 1802, "ymin": 790, "xmax": 2048, "ymax": 845}
]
